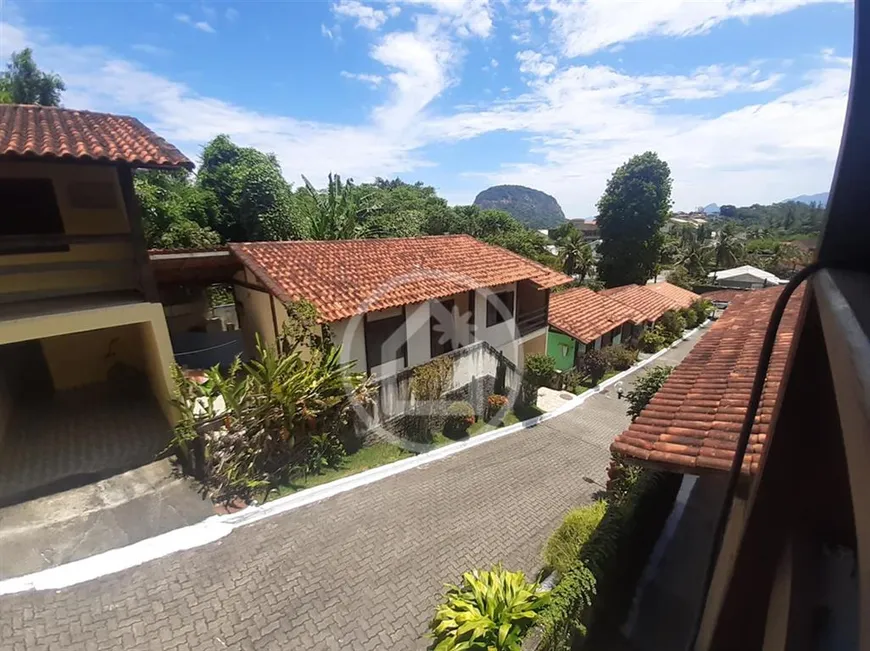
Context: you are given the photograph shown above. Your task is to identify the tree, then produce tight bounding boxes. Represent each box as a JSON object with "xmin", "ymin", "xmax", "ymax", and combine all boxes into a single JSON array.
[
  {"xmin": 197, "ymin": 135, "xmax": 296, "ymax": 242},
  {"xmin": 625, "ymin": 366, "xmax": 673, "ymax": 420},
  {"xmin": 135, "ymin": 170, "xmax": 222, "ymax": 249},
  {"xmin": 712, "ymin": 222, "xmax": 743, "ymax": 273},
  {"xmin": 359, "ymin": 178, "xmax": 449, "ymax": 238},
  {"xmin": 596, "ymin": 152, "xmax": 672, "ymax": 286},
  {"xmin": 0, "ymin": 49, "xmax": 65, "ymax": 106},
  {"xmin": 557, "ymin": 228, "xmax": 594, "ymax": 280},
  {"xmin": 719, "ymin": 204, "xmax": 737, "ymax": 218},
  {"xmin": 296, "ymin": 173, "xmax": 377, "ymax": 240}
]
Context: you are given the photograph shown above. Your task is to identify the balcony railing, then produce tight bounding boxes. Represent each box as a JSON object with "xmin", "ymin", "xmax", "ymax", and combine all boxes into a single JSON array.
[{"xmin": 515, "ymin": 306, "xmax": 548, "ymax": 336}]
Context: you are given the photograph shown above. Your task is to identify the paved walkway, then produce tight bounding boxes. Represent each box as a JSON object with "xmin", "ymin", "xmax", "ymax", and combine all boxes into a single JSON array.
[{"xmin": 0, "ymin": 334, "xmax": 702, "ymax": 651}]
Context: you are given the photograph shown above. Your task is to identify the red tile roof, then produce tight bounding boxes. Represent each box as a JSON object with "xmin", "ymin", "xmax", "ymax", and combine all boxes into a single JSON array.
[
  {"xmin": 0, "ymin": 105, "xmax": 193, "ymax": 169},
  {"xmin": 646, "ymin": 282, "xmax": 700, "ymax": 309},
  {"xmin": 599, "ymin": 284, "xmax": 681, "ymax": 322},
  {"xmin": 228, "ymin": 235, "xmax": 571, "ymax": 323},
  {"xmin": 548, "ymin": 287, "xmax": 644, "ymax": 344},
  {"xmin": 701, "ymin": 289, "xmax": 749, "ymax": 304},
  {"xmin": 612, "ymin": 285, "xmax": 804, "ymax": 476}
]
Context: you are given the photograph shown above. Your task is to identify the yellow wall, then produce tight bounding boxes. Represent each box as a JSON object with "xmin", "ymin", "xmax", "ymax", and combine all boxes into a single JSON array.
[
  {"xmin": 0, "ymin": 161, "xmax": 136, "ymax": 296},
  {"xmin": 520, "ymin": 332, "xmax": 547, "ymax": 362},
  {"xmin": 233, "ymin": 269, "xmax": 285, "ymax": 355},
  {"xmin": 0, "ymin": 301, "xmax": 177, "ymax": 423}
]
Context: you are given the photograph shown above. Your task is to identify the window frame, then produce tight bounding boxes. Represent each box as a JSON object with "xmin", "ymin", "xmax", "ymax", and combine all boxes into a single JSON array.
[
  {"xmin": 364, "ymin": 310, "xmax": 407, "ymax": 371},
  {"xmin": 430, "ymin": 298, "xmax": 456, "ymax": 358},
  {"xmin": 486, "ymin": 290, "xmax": 515, "ymax": 328}
]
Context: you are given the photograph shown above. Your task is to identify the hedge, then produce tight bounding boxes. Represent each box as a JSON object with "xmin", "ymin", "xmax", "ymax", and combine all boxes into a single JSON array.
[{"xmin": 537, "ymin": 470, "xmax": 682, "ymax": 650}]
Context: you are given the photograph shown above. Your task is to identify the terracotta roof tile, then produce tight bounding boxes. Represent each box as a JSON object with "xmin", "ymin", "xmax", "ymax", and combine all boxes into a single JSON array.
[
  {"xmin": 228, "ymin": 235, "xmax": 572, "ymax": 323},
  {"xmin": 0, "ymin": 105, "xmax": 192, "ymax": 169},
  {"xmin": 548, "ymin": 287, "xmax": 644, "ymax": 344},
  {"xmin": 599, "ymin": 284, "xmax": 687, "ymax": 322},
  {"xmin": 612, "ymin": 285, "xmax": 804, "ymax": 476},
  {"xmin": 646, "ymin": 282, "xmax": 701, "ymax": 309}
]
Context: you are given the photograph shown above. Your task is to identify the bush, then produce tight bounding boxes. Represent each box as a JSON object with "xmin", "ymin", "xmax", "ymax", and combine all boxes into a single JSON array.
[
  {"xmin": 605, "ymin": 453, "xmax": 643, "ymax": 503},
  {"xmin": 637, "ymin": 326, "xmax": 666, "ymax": 353},
  {"xmin": 602, "ymin": 345, "xmax": 637, "ymax": 371},
  {"xmin": 538, "ymin": 472, "xmax": 682, "ymax": 649},
  {"xmin": 658, "ymin": 310, "xmax": 686, "ymax": 342},
  {"xmin": 304, "ymin": 433, "xmax": 346, "ymax": 475},
  {"xmin": 444, "ymin": 401, "xmax": 475, "ymax": 439},
  {"xmin": 409, "ymin": 357, "xmax": 453, "ymax": 441},
  {"xmin": 525, "ymin": 353, "xmax": 557, "ymax": 390},
  {"xmin": 560, "ymin": 368, "xmax": 585, "ymax": 393},
  {"xmin": 544, "ymin": 501, "xmax": 608, "ymax": 576},
  {"xmin": 429, "ymin": 565, "xmax": 548, "ymax": 651},
  {"xmin": 691, "ymin": 298, "xmax": 712, "ymax": 324},
  {"xmin": 625, "ymin": 365, "xmax": 673, "ymax": 421},
  {"xmin": 580, "ymin": 349, "xmax": 608, "ymax": 384},
  {"xmin": 680, "ymin": 307, "xmax": 699, "ymax": 329},
  {"xmin": 485, "ymin": 393, "xmax": 509, "ymax": 421}
]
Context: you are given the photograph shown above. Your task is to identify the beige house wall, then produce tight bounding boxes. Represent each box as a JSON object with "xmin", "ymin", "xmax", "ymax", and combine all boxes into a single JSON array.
[
  {"xmin": 0, "ymin": 301, "xmax": 176, "ymax": 423},
  {"xmin": 0, "ymin": 161, "xmax": 137, "ymax": 297}
]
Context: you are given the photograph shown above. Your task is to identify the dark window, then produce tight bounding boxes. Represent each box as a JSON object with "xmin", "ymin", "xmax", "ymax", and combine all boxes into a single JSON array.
[
  {"xmin": 430, "ymin": 299, "xmax": 455, "ymax": 358},
  {"xmin": 0, "ymin": 178, "xmax": 67, "ymax": 255},
  {"xmin": 486, "ymin": 290, "xmax": 515, "ymax": 327},
  {"xmin": 365, "ymin": 313, "xmax": 406, "ymax": 369}
]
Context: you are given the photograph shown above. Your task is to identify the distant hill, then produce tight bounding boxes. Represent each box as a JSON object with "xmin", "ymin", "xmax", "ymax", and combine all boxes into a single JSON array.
[
  {"xmin": 473, "ymin": 185, "xmax": 566, "ymax": 229},
  {"xmin": 703, "ymin": 203, "xmax": 720, "ymax": 214},
  {"xmin": 787, "ymin": 192, "xmax": 828, "ymax": 207}
]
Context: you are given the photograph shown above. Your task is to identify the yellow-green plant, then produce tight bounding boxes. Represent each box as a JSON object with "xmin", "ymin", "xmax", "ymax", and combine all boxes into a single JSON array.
[
  {"xmin": 543, "ymin": 501, "xmax": 608, "ymax": 576},
  {"xmin": 429, "ymin": 565, "xmax": 548, "ymax": 651}
]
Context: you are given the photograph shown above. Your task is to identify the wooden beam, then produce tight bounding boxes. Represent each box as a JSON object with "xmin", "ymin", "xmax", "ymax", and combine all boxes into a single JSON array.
[
  {"xmin": 117, "ymin": 165, "xmax": 159, "ymax": 303},
  {"xmin": 0, "ymin": 259, "xmax": 136, "ymax": 276}
]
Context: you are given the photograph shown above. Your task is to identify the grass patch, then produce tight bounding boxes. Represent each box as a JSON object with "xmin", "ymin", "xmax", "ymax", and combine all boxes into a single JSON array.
[
  {"xmin": 274, "ymin": 442, "xmax": 413, "ymax": 498},
  {"xmin": 272, "ymin": 406, "xmax": 545, "ymax": 500}
]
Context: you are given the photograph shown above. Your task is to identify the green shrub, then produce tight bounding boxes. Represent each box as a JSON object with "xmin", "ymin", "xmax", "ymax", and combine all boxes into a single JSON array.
[
  {"xmin": 658, "ymin": 310, "xmax": 686, "ymax": 342},
  {"xmin": 485, "ymin": 394, "xmax": 509, "ymax": 421},
  {"xmin": 680, "ymin": 307, "xmax": 699, "ymax": 329},
  {"xmin": 691, "ymin": 298, "xmax": 713, "ymax": 324},
  {"xmin": 429, "ymin": 565, "xmax": 548, "ymax": 651},
  {"xmin": 525, "ymin": 353, "xmax": 557, "ymax": 390},
  {"xmin": 580, "ymin": 349, "xmax": 608, "ymax": 384},
  {"xmin": 625, "ymin": 365, "xmax": 673, "ymax": 421},
  {"xmin": 561, "ymin": 368, "xmax": 584, "ymax": 393},
  {"xmin": 409, "ymin": 358, "xmax": 453, "ymax": 441},
  {"xmin": 544, "ymin": 501, "xmax": 608, "ymax": 576},
  {"xmin": 304, "ymin": 433, "xmax": 346, "ymax": 475},
  {"xmin": 444, "ymin": 401, "xmax": 475, "ymax": 439},
  {"xmin": 605, "ymin": 452, "xmax": 643, "ymax": 503},
  {"xmin": 637, "ymin": 326, "xmax": 666, "ymax": 353},
  {"xmin": 602, "ymin": 345, "xmax": 637, "ymax": 371}
]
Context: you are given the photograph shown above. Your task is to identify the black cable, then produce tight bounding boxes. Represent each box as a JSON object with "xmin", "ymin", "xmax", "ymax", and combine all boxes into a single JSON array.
[{"xmin": 685, "ymin": 261, "xmax": 824, "ymax": 650}]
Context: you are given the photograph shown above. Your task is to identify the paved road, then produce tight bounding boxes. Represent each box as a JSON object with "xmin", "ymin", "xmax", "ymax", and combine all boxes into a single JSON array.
[{"xmin": 1, "ymin": 334, "xmax": 701, "ymax": 651}]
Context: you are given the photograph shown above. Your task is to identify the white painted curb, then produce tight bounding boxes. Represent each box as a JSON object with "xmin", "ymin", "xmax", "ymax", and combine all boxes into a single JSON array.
[{"xmin": 0, "ymin": 326, "xmax": 706, "ymax": 596}]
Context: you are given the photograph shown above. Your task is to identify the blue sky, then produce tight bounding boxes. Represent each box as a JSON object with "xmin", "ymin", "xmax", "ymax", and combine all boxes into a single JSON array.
[{"xmin": 0, "ymin": 0, "xmax": 855, "ymax": 217}]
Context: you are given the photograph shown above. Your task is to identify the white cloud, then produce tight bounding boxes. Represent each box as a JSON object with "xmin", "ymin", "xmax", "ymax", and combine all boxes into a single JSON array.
[
  {"xmin": 341, "ymin": 70, "xmax": 385, "ymax": 86},
  {"xmin": 516, "ymin": 50, "xmax": 557, "ymax": 77},
  {"xmin": 226, "ymin": 8, "xmax": 240, "ymax": 22},
  {"xmin": 174, "ymin": 13, "xmax": 216, "ymax": 33},
  {"xmin": 333, "ymin": 0, "xmax": 389, "ymax": 30},
  {"xmin": 490, "ymin": 58, "xmax": 499, "ymax": 68},
  {"xmin": 400, "ymin": 0, "xmax": 493, "ymax": 37},
  {"xmin": 321, "ymin": 23, "xmax": 337, "ymax": 40},
  {"xmin": 545, "ymin": 0, "xmax": 852, "ymax": 57}
]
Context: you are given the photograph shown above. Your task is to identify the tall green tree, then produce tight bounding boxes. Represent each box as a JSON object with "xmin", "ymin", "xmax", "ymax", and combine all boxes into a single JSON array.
[
  {"xmin": 557, "ymin": 228, "xmax": 595, "ymax": 280},
  {"xmin": 197, "ymin": 135, "xmax": 297, "ymax": 242},
  {"xmin": 0, "ymin": 49, "xmax": 65, "ymax": 106},
  {"xmin": 596, "ymin": 152, "xmax": 673, "ymax": 286},
  {"xmin": 712, "ymin": 222, "xmax": 743, "ymax": 273},
  {"xmin": 135, "ymin": 170, "xmax": 222, "ymax": 249},
  {"xmin": 296, "ymin": 173, "xmax": 377, "ymax": 240}
]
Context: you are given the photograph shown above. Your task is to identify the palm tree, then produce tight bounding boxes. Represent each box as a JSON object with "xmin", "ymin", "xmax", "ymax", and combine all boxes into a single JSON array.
[
  {"xmin": 675, "ymin": 234, "xmax": 713, "ymax": 279},
  {"xmin": 558, "ymin": 229, "xmax": 595, "ymax": 280},
  {"xmin": 298, "ymin": 173, "xmax": 380, "ymax": 240},
  {"xmin": 712, "ymin": 222, "xmax": 743, "ymax": 278}
]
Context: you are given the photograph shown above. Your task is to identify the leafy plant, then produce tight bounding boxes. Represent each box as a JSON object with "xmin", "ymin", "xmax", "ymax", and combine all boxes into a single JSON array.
[
  {"xmin": 485, "ymin": 394, "xmax": 510, "ymax": 421},
  {"xmin": 408, "ymin": 357, "xmax": 454, "ymax": 442},
  {"xmin": 604, "ymin": 453, "xmax": 644, "ymax": 504},
  {"xmin": 444, "ymin": 401, "xmax": 476, "ymax": 439},
  {"xmin": 305, "ymin": 433, "xmax": 346, "ymax": 475},
  {"xmin": 637, "ymin": 327, "xmax": 666, "ymax": 353},
  {"xmin": 657, "ymin": 310, "xmax": 686, "ymax": 342},
  {"xmin": 602, "ymin": 345, "xmax": 637, "ymax": 371},
  {"xmin": 524, "ymin": 353, "xmax": 557, "ymax": 390},
  {"xmin": 544, "ymin": 501, "xmax": 608, "ymax": 576},
  {"xmin": 625, "ymin": 365, "xmax": 673, "ymax": 421},
  {"xmin": 560, "ymin": 368, "xmax": 585, "ymax": 393},
  {"xmin": 429, "ymin": 565, "xmax": 549, "ymax": 651},
  {"xmin": 691, "ymin": 298, "xmax": 712, "ymax": 324},
  {"xmin": 580, "ymin": 349, "xmax": 608, "ymax": 385},
  {"xmin": 680, "ymin": 306, "xmax": 699, "ymax": 329}
]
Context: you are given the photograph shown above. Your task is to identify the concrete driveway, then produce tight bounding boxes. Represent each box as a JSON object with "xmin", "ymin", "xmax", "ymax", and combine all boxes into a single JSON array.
[{"xmin": 0, "ymin": 334, "xmax": 701, "ymax": 651}]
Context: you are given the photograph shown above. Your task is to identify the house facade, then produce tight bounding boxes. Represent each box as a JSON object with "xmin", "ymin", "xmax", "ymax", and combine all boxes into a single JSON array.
[
  {"xmin": 227, "ymin": 236, "xmax": 570, "ymax": 378},
  {"xmin": 0, "ymin": 104, "xmax": 189, "ymax": 505}
]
